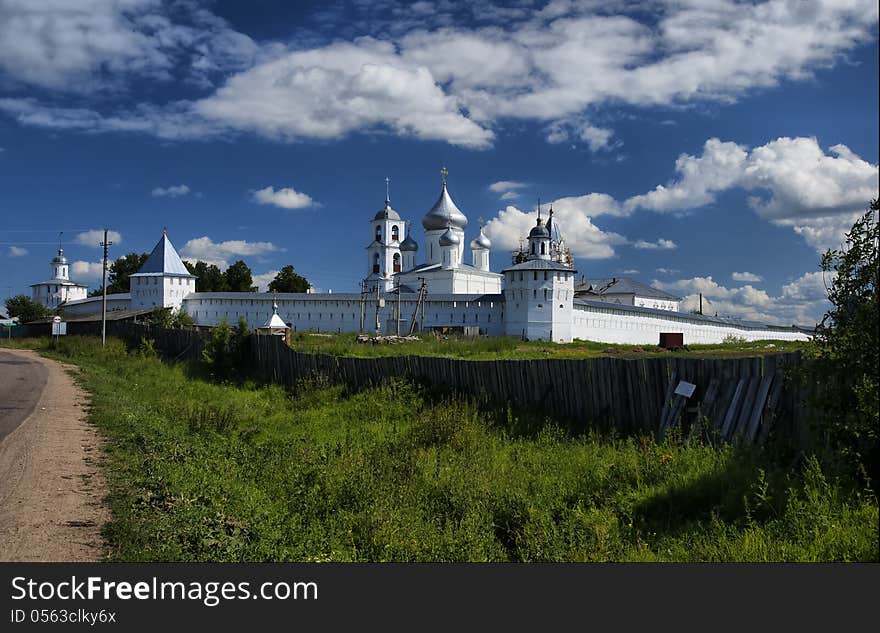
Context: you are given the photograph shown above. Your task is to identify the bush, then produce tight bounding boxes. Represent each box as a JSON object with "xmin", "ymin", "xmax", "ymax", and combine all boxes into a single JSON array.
[
  {"xmin": 811, "ymin": 200, "xmax": 879, "ymax": 487},
  {"xmin": 201, "ymin": 317, "xmax": 252, "ymax": 382}
]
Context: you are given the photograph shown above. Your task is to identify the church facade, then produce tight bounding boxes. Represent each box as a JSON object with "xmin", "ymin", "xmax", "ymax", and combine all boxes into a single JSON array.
[{"xmin": 57, "ymin": 171, "xmax": 811, "ymax": 344}]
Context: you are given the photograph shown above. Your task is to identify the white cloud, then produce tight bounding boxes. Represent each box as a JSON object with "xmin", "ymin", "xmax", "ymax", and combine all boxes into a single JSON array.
[
  {"xmin": 620, "ymin": 269, "xmax": 640, "ymax": 275},
  {"xmin": 180, "ymin": 236, "xmax": 280, "ymax": 270},
  {"xmin": 634, "ymin": 238, "xmax": 677, "ymax": 250},
  {"xmin": 74, "ymin": 229, "xmax": 122, "ymax": 247},
  {"xmin": 0, "ymin": 0, "xmax": 262, "ymax": 92},
  {"xmin": 71, "ymin": 260, "xmax": 104, "ymax": 280},
  {"xmin": 252, "ymin": 270, "xmax": 279, "ymax": 292},
  {"xmin": 195, "ymin": 38, "xmax": 494, "ymax": 149},
  {"xmin": 2, "ymin": 2, "xmax": 876, "ymax": 149},
  {"xmin": 7, "ymin": 245, "xmax": 27, "ymax": 256},
  {"xmin": 488, "ymin": 180, "xmax": 527, "ymax": 194},
  {"xmin": 251, "ymin": 186, "xmax": 315, "ymax": 210},
  {"xmin": 624, "ymin": 137, "xmax": 878, "ymax": 251},
  {"xmin": 731, "ymin": 271, "xmax": 764, "ymax": 283},
  {"xmin": 489, "ymin": 180, "xmax": 528, "ymax": 200},
  {"xmin": 655, "ymin": 273, "xmax": 831, "ymax": 325},
  {"xmin": 151, "ymin": 185, "xmax": 191, "ymax": 198},
  {"xmin": 483, "ymin": 204, "xmax": 626, "ymax": 260}
]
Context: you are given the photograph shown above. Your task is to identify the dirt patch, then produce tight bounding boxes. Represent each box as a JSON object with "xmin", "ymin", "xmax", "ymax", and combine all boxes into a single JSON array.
[{"xmin": 0, "ymin": 349, "xmax": 109, "ymax": 561}]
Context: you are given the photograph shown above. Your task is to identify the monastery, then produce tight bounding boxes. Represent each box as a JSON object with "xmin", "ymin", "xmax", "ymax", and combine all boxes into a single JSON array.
[{"xmin": 45, "ymin": 170, "xmax": 810, "ymax": 344}]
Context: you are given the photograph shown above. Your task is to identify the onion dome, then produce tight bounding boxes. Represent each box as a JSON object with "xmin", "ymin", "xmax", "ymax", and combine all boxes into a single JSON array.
[
  {"xmin": 439, "ymin": 228, "xmax": 460, "ymax": 246},
  {"xmin": 51, "ymin": 249, "xmax": 67, "ymax": 265},
  {"xmin": 422, "ymin": 181, "xmax": 468, "ymax": 231},
  {"xmin": 529, "ymin": 218, "xmax": 550, "ymax": 239},
  {"xmin": 373, "ymin": 199, "xmax": 401, "ymax": 221},
  {"xmin": 400, "ymin": 234, "xmax": 419, "ymax": 251},
  {"xmin": 470, "ymin": 228, "xmax": 491, "ymax": 250}
]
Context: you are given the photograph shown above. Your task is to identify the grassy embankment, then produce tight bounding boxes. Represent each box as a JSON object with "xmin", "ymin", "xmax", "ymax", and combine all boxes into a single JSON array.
[
  {"xmin": 287, "ymin": 331, "xmax": 810, "ymax": 360},
  {"xmin": 3, "ymin": 336, "xmax": 875, "ymax": 562}
]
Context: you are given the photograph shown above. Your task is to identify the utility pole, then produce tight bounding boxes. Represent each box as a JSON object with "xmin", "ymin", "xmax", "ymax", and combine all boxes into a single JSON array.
[
  {"xmin": 419, "ymin": 277, "xmax": 426, "ymax": 334},
  {"xmin": 375, "ymin": 282, "xmax": 381, "ymax": 335},
  {"xmin": 396, "ymin": 283, "xmax": 401, "ymax": 336},
  {"xmin": 99, "ymin": 228, "xmax": 113, "ymax": 347},
  {"xmin": 699, "ymin": 293, "xmax": 703, "ymax": 315},
  {"xmin": 359, "ymin": 279, "xmax": 366, "ymax": 334}
]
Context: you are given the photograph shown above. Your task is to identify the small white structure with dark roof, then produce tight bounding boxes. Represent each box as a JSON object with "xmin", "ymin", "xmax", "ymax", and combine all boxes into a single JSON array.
[{"xmin": 31, "ymin": 241, "xmax": 88, "ymax": 309}]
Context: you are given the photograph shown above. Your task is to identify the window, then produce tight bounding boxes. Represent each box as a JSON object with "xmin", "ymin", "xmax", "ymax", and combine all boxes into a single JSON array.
[
  {"xmin": 375, "ymin": 226, "xmax": 381, "ymax": 242},
  {"xmin": 544, "ymin": 272, "xmax": 548, "ymax": 281},
  {"xmin": 540, "ymin": 242, "xmax": 546, "ymax": 255},
  {"xmin": 533, "ymin": 271, "xmax": 538, "ymax": 281},
  {"xmin": 531, "ymin": 243, "xmax": 535, "ymax": 254},
  {"xmin": 391, "ymin": 225, "xmax": 399, "ymax": 241},
  {"xmin": 393, "ymin": 253, "xmax": 401, "ymax": 273},
  {"xmin": 373, "ymin": 253, "xmax": 380, "ymax": 274}
]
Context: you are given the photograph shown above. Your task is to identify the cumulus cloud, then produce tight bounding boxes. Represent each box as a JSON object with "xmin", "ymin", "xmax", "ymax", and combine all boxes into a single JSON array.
[
  {"xmin": 195, "ymin": 38, "xmax": 493, "ymax": 148},
  {"xmin": 1, "ymin": 2, "xmax": 876, "ymax": 149},
  {"xmin": 732, "ymin": 271, "xmax": 764, "ymax": 283},
  {"xmin": 71, "ymin": 260, "xmax": 104, "ymax": 280},
  {"xmin": 655, "ymin": 273, "xmax": 832, "ymax": 325},
  {"xmin": 152, "ymin": 185, "xmax": 191, "ymax": 198},
  {"xmin": 483, "ymin": 204, "xmax": 626, "ymax": 260},
  {"xmin": 625, "ymin": 137, "xmax": 878, "ymax": 251},
  {"xmin": 634, "ymin": 238, "xmax": 677, "ymax": 250},
  {"xmin": 7, "ymin": 245, "xmax": 27, "ymax": 256},
  {"xmin": 0, "ymin": 0, "xmax": 262, "ymax": 92},
  {"xmin": 251, "ymin": 270, "xmax": 279, "ymax": 292},
  {"xmin": 251, "ymin": 186, "xmax": 316, "ymax": 210},
  {"xmin": 489, "ymin": 180, "xmax": 528, "ymax": 200},
  {"xmin": 180, "ymin": 236, "xmax": 280, "ymax": 269},
  {"xmin": 75, "ymin": 229, "xmax": 122, "ymax": 246}
]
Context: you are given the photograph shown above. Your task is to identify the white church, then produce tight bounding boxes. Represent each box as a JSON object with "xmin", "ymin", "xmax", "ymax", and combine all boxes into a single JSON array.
[{"xmin": 53, "ymin": 170, "xmax": 810, "ymax": 345}]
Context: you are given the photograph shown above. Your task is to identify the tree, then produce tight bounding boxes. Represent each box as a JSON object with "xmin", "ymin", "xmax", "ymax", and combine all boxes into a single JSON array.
[
  {"xmin": 4, "ymin": 295, "xmax": 50, "ymax": 323},
  {"xmin": 184, "ymin": 260, "xmax": 228, "ymax": 292},
  {"xmin": 812, "ymin": 199, "xmax": 878, "ymax": 486},
  {"xmin": 268, "ymin": 265, "xmax": 311, "ymax": 293},
  {"xmin": 89, "ymin": 252, "xmax": 149, "ymax": 296},
  {"xmin": 224, "ymin": 260, "xmax": 256, "ymax": 292}
]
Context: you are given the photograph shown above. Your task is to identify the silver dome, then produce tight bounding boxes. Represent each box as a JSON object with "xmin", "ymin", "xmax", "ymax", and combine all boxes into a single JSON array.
[
  {"xmin": 422, "ymin": 183, "xmax": 467, "ymax": 231},
  {"xmin": 439, "ymin": 228, "xmax": 461, "ymax": 246},
  {"xmin": 529, "ymin": 219, "xmax": 549, "ymax": 239},
  {"xmin": 470, "ymin": 229, "xmax": 491, "ymax": 250},
  {"xmin": 400, "ymin": 234, "xmax": 419, "ymax": 251},
  {"xmin": 51, "ymin": 249, "xmax": 67, "ymax": 265},
  {"xmin": 373, "ymin": 200, "xmax": 401, "ymax": 221}
]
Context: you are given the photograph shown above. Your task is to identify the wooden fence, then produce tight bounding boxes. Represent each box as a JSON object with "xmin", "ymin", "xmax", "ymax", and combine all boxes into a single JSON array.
[{"xmin": 97, "ymin": 321, "xmax": 806, "ymax": 446}]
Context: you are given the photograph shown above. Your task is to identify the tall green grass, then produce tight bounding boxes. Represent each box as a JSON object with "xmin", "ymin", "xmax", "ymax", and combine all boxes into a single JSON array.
[
  {"xmin": 286, "ymin": 332, "xmax": 810, "ymax": 360},
  {"xmin": 27, "ymin": 336, "xmax": 879, "ymax": 561}
]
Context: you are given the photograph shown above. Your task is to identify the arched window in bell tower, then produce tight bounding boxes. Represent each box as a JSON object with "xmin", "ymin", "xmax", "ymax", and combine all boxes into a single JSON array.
[
  {"xmin": 391, "ymin": 225, "xmax": 399, "ymax": 241},
  {"xmin": 373, "ymin": 253, "xmax": 380, "ymax": 274},
  {"xmin": 393, "ymin": 253, "xmax": 401, "ymax": 272},
  {"xmin": 375, "ymin": 225, "xmax": 382, "ymax": 242},
  {"xmin": 540, "ymin": 242, "xmax": 546, "ymax": 255}
]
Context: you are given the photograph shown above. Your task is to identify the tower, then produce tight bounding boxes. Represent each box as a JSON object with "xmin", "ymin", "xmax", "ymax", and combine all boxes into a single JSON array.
[
  {"xmin": 502, "ymin": 206, "xmax": 576, "ymax": 342},
  {"xmin": 366, "ymin": 178, "xmax": 404, "ymax": 292},
  {"xmin": 421, "ymin": 167, "xmax": 467, "ymax": 267},
  {"xmin": 470, "ymin": 218, "xmax": 491, "ymax": 271},
  {"xmin": 129, "ymin": 229, "xmax": 197, "ymax": 311},
  {"xmin": 30, "ymin": 233, "xmax": 88, "ymax": 308}
]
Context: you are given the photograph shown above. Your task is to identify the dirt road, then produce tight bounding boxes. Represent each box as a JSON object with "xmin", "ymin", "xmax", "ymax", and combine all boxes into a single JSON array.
[{"xmin": 0, "ymin": 349, "xmax": 108, "ymax": 562}]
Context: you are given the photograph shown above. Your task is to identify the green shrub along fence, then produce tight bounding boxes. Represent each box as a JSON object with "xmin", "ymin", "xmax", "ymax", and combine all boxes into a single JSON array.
[{"xmin": 70, "ymin": 321, "xmax": 808, "ymax": 447}]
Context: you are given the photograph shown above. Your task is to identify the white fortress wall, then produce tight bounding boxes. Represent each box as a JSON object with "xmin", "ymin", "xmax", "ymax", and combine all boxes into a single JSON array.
[
  {"xmin": 61, "ymin": 294, "xmax": 131, "ymax": 315},
  {"xmin": 571, "ymin": 300, "xmax": 811, "ymax": 345},
  {"xmin": 183, "ymin": 292, "xmax": 506, "ymax": 335}
]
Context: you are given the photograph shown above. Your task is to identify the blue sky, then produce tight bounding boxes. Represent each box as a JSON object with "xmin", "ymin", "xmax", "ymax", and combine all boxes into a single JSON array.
[{"xmin": 1, "ymin": 0, "xmax": 877, "ymax": 325}]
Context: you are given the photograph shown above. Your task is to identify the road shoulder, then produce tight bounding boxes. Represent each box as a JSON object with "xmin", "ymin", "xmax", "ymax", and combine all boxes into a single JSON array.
[{"xmin": 0, "ymin": 349, "xmax": 109, "ymax": 562}]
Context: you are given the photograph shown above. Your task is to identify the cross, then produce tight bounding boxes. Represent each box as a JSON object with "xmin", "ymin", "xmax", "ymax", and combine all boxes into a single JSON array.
[
  {"xmin": 440, "ymin": 166, "xmax": 448, "ymax": 185},
  {"xmin": 478, "ymin": 216, "xmax": 484, "ymax": 227},
  {"xmin": 385, "ymin": 177, "xmax": 390, "ymax": 203}
]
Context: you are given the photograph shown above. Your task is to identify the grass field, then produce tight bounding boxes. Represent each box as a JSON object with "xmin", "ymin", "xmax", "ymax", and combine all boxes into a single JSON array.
[
  {"xmin": 286, "ymin": 331, "xmax": 811, "ymax": 360},
  {"xmin": 4, "ymin": 336, "xmax": 875, "ymax": 562}
]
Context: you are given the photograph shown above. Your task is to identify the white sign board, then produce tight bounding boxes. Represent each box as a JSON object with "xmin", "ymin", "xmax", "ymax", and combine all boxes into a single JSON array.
[
  {"xmin": 674, "ymin": 380, "xmax": 696, "ymax": 398},
  {"xmin": 52, "ymin": 321, "xmax": 67, "ymax": 336}
]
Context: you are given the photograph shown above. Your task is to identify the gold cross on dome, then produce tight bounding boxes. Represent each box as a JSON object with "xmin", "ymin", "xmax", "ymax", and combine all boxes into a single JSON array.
[{"xmin": 440, "ymin": 166, "xmax": 448, "ymax": 185}]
